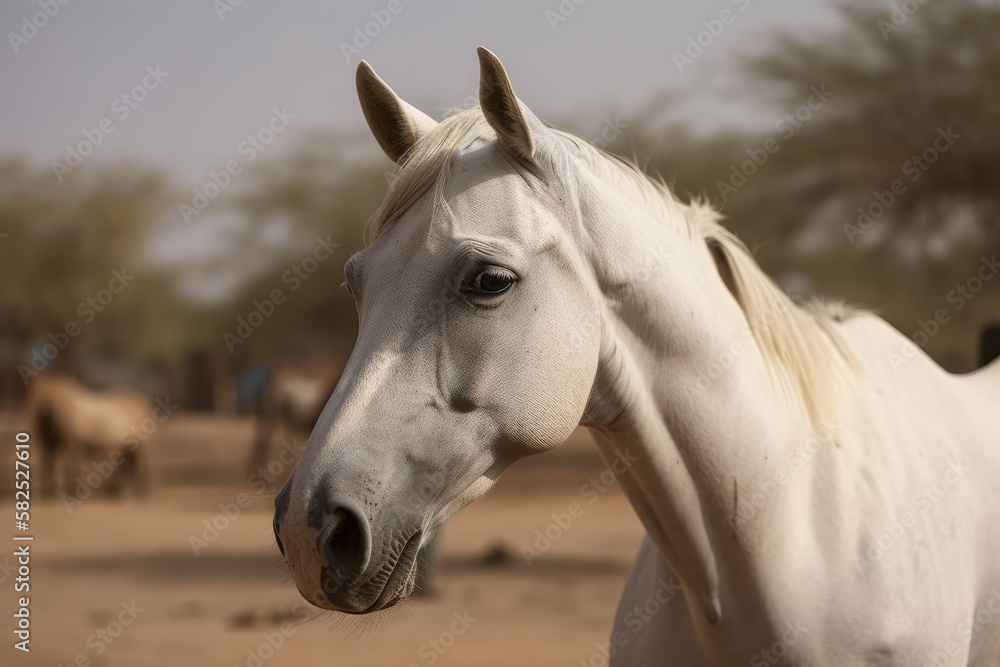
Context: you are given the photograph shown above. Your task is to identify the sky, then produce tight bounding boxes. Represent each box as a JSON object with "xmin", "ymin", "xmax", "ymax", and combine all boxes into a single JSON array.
[{"xmin": 1, "ymin": 0, "xmax": 843, "ymax": 298}]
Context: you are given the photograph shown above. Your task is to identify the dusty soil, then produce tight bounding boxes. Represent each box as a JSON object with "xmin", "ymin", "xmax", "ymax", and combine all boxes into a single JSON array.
[{"xmin": 0, "ymin": 412, "xmax": 645, "ymax": 667}]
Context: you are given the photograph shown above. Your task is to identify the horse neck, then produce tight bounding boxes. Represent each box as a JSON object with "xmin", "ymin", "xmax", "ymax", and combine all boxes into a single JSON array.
[{"xmin": 581, "ymin": 199, "xmax": 806, "ymax": 628}]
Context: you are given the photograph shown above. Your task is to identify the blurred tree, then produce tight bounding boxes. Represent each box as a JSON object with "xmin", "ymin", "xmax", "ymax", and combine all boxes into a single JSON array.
[
  {"xmin": 215, "ymin": 130, "xmax": 388, "ymax": 359},
  {"xmin": 0, "ymin": 159, "xmax": 188, "ymax": 377},
  {"xmin": 742, "ymin": 0, "xmax": 1000, "ymax": 253},
  {"xmin": 624, "ymin": 0, "xmax": 1000, "ymax": 370}
]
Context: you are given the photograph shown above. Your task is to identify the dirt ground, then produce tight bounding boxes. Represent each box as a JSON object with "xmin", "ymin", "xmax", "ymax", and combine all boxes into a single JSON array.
[{"xmin": 0, "ymin": 412, "xmax": 646, "ymax": 667}]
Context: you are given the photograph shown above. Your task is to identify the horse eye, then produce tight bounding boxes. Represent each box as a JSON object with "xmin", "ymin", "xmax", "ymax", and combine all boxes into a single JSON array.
[{"xmin": 468, "ymin": 267, "xmax": 517, "ymax": 295}]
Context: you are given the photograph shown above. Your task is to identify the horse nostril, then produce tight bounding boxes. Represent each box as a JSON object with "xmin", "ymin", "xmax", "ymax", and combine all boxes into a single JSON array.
[
  {"xmin": 322, "ymin": 507, "xmax": 367, "ymax": 574},
  {"xmin": 273, "ymin": 474, "xmax": 292, "ymax": 559},
  {"xmin": 273, "ymin": 517, "xmax": 285, "ymax": 557}
]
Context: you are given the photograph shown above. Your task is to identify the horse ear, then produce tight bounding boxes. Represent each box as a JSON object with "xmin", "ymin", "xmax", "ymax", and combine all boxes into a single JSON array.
[
  {"xmin": 477, "ymin": 47, "xmax": 539, "ymax": 165},
  {"xmin": 356, "ymin": 61, "xmax": 438, "ymax": 163}
]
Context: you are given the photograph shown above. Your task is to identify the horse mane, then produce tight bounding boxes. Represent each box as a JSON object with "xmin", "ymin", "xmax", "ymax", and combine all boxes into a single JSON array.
[{"xmin": 367, "ymin": 108, "xmax": 859, "ymax": 424}]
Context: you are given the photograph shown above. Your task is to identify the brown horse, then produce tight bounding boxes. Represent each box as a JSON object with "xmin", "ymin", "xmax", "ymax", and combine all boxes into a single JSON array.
[
  {"xmin": 27, "ymin": 374, "xmax": 152, "ymax": 501},
  {"xmin": 246, "ymin": 357, "xmax": 347, "ymax": 476}
]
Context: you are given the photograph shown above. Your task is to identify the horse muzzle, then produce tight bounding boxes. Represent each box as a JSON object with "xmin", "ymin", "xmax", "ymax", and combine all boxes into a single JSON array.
[{"xmin": 273, "ymin": 475, "xmax": 423, "ymax": 613}]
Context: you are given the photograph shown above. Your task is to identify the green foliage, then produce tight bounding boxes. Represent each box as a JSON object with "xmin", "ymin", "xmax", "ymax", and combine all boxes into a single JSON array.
[
  {"xmin": 742, "ymin": 0, "xmax": 1000, "ymax": 248},
  {"xmin": 0, "ymin": 159, "xmax": 188, "ymax": 366},
  {"xmin": 630, "ymin": 0, "xmax": 1000, "ymax": 370},
  {"xmin": 4, "ymin": 0, "xmax": 998, "ymax": 374},
  {"xmin": 213, "ymin": 131, "xmax": 389, "ymax": 359}
]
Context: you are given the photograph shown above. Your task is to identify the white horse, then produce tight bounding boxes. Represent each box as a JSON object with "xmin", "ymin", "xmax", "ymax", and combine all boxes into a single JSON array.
[{"xmin": 274, "ymin": 48, "xmax": 1000, "ymax": 665}]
